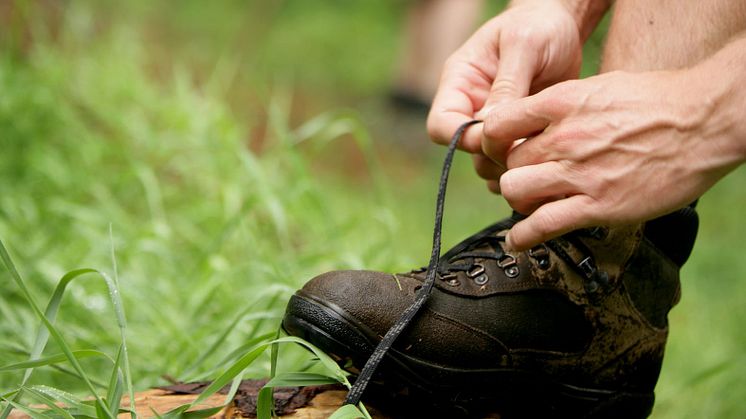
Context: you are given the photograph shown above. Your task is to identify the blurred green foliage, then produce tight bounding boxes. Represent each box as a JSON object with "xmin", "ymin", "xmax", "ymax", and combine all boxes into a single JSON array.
[{"xmin": 0, "ymin": 1, "xmax": 744, "ymax": 418}]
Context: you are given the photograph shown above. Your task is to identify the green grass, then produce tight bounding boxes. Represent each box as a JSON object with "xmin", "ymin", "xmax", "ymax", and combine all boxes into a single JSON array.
[{"xmin": 1, "ymin": 2, "xmax": 745, "ymax": 418}]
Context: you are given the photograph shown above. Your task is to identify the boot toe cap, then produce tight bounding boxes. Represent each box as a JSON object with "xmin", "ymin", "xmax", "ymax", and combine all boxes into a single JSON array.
[{"xmin": 298, "ymin": 270, "xmax": 419, "ymax": 334}]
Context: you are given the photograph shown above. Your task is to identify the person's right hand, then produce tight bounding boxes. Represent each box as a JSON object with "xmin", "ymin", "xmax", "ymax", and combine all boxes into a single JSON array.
[{"xmin": 426, "ymin": 0, "xmax": 585, "ymax": 194}]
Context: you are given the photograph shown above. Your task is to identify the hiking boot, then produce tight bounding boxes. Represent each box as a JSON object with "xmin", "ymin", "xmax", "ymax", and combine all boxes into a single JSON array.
[{"xmin": 283, "ymin": 210, "xmax": 697, "ymax": 418}]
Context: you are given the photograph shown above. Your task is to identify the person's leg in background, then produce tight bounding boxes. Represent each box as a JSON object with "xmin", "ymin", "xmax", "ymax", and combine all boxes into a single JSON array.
[{"xmin": 391, "ymin": 0, "xmax": 484, "ymax": 113}]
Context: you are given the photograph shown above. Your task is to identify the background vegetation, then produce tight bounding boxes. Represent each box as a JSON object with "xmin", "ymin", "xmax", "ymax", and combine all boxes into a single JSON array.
[{"xmin": 0, "ymin": 1, "xmax": 744, "ymax": 418}]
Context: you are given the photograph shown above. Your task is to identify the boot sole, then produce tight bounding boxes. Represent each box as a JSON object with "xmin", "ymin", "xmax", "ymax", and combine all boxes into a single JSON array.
[{"xmin": 283, "ymin": 291, "xmax": 654, "ymax": 418}]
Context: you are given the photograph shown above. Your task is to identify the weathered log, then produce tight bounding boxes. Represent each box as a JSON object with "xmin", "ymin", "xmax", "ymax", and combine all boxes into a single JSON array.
[
  {"xmin": 9, "ymin": 379, "xmax": 504, "ymax": 418},
  {"xmin": 7, "ymin": 379, "xmax": 389, "ymax": 419},
  {"xmin": 157, "ymin": 380, "xmax": 388, "ymax": 418}
]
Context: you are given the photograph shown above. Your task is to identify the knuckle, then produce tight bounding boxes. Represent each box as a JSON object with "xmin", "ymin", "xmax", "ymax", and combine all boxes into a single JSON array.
[
  {"xmin": 481, "ymin": 139, "xmax": 503, "ymax": 164},
  {"xmin": 472, "ymin": 157, "xmax": 494, "ymax": 180},
  {"xmin": 542, "ymin": 93, "xmax": 570, "ymax": 115},
  {"xmin": 426, "ymin": 116, "xmax": 445, "ymax": 144},
  {"xmin": 550, "ymin": 130, "xmax": 577, "ymax": 156},
  {"xmin": 558, "ymin": 159, "xmax": 586, "ymax": 180},
  {"xmin": 483, "ymin": 111, "xmax": 504, "ymax": 141},
  {"xmin": 498, "ymin": 171, "xmax": 517, "ymax": 200},
  {"xmin": 506, "ymin": 142, "xmax": 541, "ymax": 169},
  {"xmin": 510, "ymin": 199, "xmax": 536, "ymax": 216},
  {"xmin": 578, "ymin": 196, "xmax": 605, "ymax": 224},
  {"xmin": 533, "ymin": 209, "xmax": 561, "ymax": 237},
  {"xmin": 505, "ymin": 152, "xmax": 519, "ymax": 170},
  {"xmin": 541, "ymin": 83, "xmax": 576, "ymax": 109},
  {"xmin": 486, "ymin": 180, "xmax": 501, "ymax": 195},
  {"xmin": 551, "ymin": 81, "xmax": 575, "ymax": 97},
  {"xmin": 490, "ymin": 78, "xmax": 519, "ymax": 97},
  {"xmin": 503, "ymin": 27, "xmax": 542, "ymax": 48}
]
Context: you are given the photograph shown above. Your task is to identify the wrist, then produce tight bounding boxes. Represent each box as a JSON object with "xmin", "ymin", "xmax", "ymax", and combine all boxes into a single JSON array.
[
  {"xmin": 508, "ymin": 0, "xmax": 610, "ymax": 42},
  {"xmin": 560, "ymin": 0, "xmax": 611, "ymax": 42},
  {"xmin": 689, "ymin": 38, "xmax": 746, "ymax": 165},
  {"xmin": 674, "ymin": 39, "xmax": 746, "ymax": 172}
]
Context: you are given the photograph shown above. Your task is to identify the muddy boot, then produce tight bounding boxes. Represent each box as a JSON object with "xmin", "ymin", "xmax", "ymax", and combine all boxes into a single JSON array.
[{"xmin": 282, "ymin": 208, "xmax": 698, "ymax": 418}]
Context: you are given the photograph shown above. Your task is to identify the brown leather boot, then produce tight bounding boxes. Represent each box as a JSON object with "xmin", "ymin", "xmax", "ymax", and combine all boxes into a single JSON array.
[{"xmin": 283, "ymin": 209, "xmax": 698, "ymax": 418}]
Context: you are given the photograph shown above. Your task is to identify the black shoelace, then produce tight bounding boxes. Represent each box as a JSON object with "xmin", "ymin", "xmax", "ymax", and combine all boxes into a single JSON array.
[{"xmin": 343, "ymin": 120, "xmax": 481, "ymax": 406}]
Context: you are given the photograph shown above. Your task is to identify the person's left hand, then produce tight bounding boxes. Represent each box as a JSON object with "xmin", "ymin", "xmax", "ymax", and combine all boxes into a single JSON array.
[{"xmin": 481, "ymin": 69, "xmax": 744, "ymax": 250}]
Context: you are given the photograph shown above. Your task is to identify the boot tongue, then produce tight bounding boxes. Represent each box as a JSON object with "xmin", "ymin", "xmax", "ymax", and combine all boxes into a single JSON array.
[
  {"xmin": 643, "ymin": 206, "xmax": 699, "ymax": 267},
  {"xmin": 438, "ymin": 217, "xmax": 517, "ymax": 263}
]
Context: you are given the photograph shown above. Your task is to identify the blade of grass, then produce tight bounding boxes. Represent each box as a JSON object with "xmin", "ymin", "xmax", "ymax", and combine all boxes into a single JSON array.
[
  {"xmin": 188, "ymin": 343, "xmax": 268, "ymax": 407},
  {"xmin": 22, "ymin": 386, "xmax": 76, "ymax": 419},
  {"xmin": 180, "ymin": 287, "xmax": 285, "ymax": 379},
  {"xmin": 264, "ymin": 372, "xmax": 339, "ymax": 387},
  {"xmin": 328, "ymin": 404, "xmax": 366, "ymax": 419},
  {"xmin": 170, "ymin": 334, "xmax": 353, "ymax": 417},
  {"xmin": 269, "ymin": 336, "xmax": 349, "ymax": 386},
  {"xmin": 188, "ymin": 332, "xmax": 276, "ymax": 382},
  {"xmin": 0, "ymin": 241, "xmax": 113, "ymax": 418},
  {"xmin": 256, "ymin": 328, "xmax": 281, "ymax": 419},
  {"xmin": 0, "ymin": 398, "xmax": 55, "ymax": 419},
  {"xmin": 0, "ymin": 343, "xmax": 107, "ymax": 388},
  {"xmin": 109, "ymin": 225, "xmax": 134, "ymax": 419},
  {"xmin": 26, "ymin": 386, "xmax": 97, "ymax": 417},
  {"xmin": 0, "ymin": 349, "xmax": 109, "ymax": 371},
  {"xmin": 179, "ymin": 406, "xmax": 225, "ymax": 419},
  {"xmin": 105, "ymin": 345, "xmax": 124, "ymax": 417}
]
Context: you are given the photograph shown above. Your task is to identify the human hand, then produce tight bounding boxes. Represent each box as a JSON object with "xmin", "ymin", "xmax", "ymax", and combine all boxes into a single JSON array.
[
  {"xmin": 427, "ymin": 0, "xmax": 589, "ymax": 189},
  {"xmin": 483, "ymin": 69, "xmax": 746, "ymax": 251}
]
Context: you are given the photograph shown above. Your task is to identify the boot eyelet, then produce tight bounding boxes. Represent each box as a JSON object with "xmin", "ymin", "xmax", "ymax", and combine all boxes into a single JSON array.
[
  {"xmin": 440, "ymin": 273, "xmax": 460, "ymax": 287},
  {"xmin": 497, "ymin": 255, "xmax": 516, "ymax": 268},
  {"xmin": 597, "ymin": 271, "xmax": 610, "ymax": 286},
  {"xmin": 585, "ymin": 280, "xmax": 599, "ymax": 293},
  {"xmin": 529, "ymin": 245, "xmax": 551, "ymax": 270},
  {"xmin": 498, "ymin": 255, "xmax": 520, "ymax": 278},
  {"xmin": 466, "ymin": 263, "xmax": 485, "ymax": 278},
  {"xmin": 473, "ymin": 274, "xmax": 489, "ymax": 285}
]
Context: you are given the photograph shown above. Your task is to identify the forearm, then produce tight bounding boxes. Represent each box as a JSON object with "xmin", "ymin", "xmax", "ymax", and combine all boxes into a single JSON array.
[
  {"xmin": 509, "ymin": 0, "xmax": 611, "ymax": 42},
  {"xmin": 690, "ymin": 34, "xmax": 746, "ymax": 166}
]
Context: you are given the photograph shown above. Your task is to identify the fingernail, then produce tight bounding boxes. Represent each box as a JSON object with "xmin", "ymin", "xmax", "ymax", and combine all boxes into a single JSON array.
[
  {"xmin": 504, "ymin": 233, "xmax": 515, "ymax": 252},
  {"xmin": 475, "ymin": 105, "xmax": 496, "ymax": 119}
]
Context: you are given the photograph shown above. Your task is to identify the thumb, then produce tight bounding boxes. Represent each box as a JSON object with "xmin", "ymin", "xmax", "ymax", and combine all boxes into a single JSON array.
[
  {"xmin": 477, "ymin": 46, "xmax": 538, "ymax": 118},
  {"xmin": 477, "ymin": 46, "xmax": 538, "ymax": 166},
  {"xmin": 505, "ymin": 195, "xmax": 595, "ymax": 251}
]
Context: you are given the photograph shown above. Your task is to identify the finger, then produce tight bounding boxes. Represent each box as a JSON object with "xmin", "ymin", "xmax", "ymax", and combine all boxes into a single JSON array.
[
  {"xmin": 505, "ymin": 134, "xmax": 550, "ymax": 169},
  {"xmin": 427, "ymin": 109, "xmax": 484, "ymax": 153},
  {"xmin": 477, "ymin": 44, "xmax": 538, "ymax": 117},
  {"xmin": 505, "ymin": 194, "xmax": 597, "ymax": 251},
  {"xmin": 483, "ymin": 82, "xmax": 575, "ymax": 161},
  {"xmin": 427, "ymin": 66, "xmax": 490, "ymax": 153},
  {"xmin": 482, "ymin": 105, "xmax": 549, "ymax": 167},
  {"xmin": 499, "ymin": 162, "xmax": 577, "ymax": 213},
  {"xmin": 472, "ymin": 153, "xmax": 506, "ymax": 181},
  {"xmin": 506, "ymin": 122, "xmax": 588, "ymax": 170},
  {"xmin": 482, "ymin": 132, "xmax": 534, "ymax": 170},
  {"xmin": 475, "ymin": 46, "xmax": 540, "ymax": 165},
  {"xmin": 486, "ymin": 179, "xmax": 501, "ymax": 194}
]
